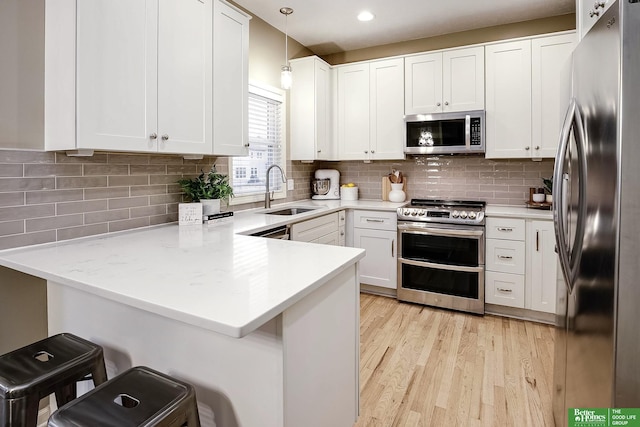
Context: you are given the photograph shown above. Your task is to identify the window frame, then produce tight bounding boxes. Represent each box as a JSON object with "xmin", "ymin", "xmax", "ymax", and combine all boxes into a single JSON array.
[{"xmin": 228, "ymin": 81, "xmax": 287, "ymax": 206}]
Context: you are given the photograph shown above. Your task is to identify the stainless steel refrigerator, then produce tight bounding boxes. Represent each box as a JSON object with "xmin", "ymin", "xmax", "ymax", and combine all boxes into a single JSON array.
[{"xmin": 552, "ymin": 1, "xmax": 640, "ymax": 425}]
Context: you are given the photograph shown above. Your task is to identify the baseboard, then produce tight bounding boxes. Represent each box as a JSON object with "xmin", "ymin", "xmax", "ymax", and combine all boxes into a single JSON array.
[
  {"xmin": 360, "ymin": 284, "xmax": 397, "ymax": 298},
  {"xmin": 485, "ymin": 303, "xmax": 555, "ymax": 325}
]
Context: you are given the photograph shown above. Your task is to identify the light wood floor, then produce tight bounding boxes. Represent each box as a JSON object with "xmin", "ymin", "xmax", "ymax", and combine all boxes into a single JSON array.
[{"xmin": 356, "ymin": 294, "xmax": 555, "ymax": 427}]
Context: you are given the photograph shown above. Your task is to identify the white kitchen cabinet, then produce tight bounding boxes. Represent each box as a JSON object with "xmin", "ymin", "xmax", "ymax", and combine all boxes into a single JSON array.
[
  {"xmin": 290, "ymin": 56, "xmax": 334, "ymax": 161},
  {"xmin": 531, "ymin": 33, "xmax": 576, "ymax": 158},
  {"xmin": 291, "ymin": 211, "xmax": 344, "ymax": 246},
  {"xmin": 485, "ymin": 40, "xmax": 533, "ymax": 159},
  {"xmin": 526, "ymin": 220, "xmax": 557, "ymax": 314},
  {"xmin": 351, "ymin": 210, "xmax": 397, "ymax": 289},
  {"xmin": 337, "ymin": 59, "xmax": 404, "ymax": 161},
  {"xmin": 485, "ymin": 217, "xmax": 557, "ymax": 315},
  {"xmin": 404, "ymin": 46, "xmax": 484, "ymax": 114},
  {"xmin": 212, "ymin": 0, "xmax": 250, "ymax": 156},
  {"xmin": 577, "ymin": 0, "xmax": 614, "ymax": 40},
  {"xmin": 485, "ymin": 32, "xmax": 575, "ymax": 159},
  {"xmin": 45, "ymin": 0, "xmax": 248, "ymax": 156}
]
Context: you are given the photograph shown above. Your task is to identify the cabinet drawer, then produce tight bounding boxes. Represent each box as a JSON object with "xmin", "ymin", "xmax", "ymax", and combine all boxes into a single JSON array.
[
  {"xmin": 486, "ymin": 217, "xmax": 526, "ymax": 241},
  {"xmin": 486, "ymin": 239, "xmax": 525, "ymax": 274},
  {"xmin": 485, "ymin": 271, "xmax": 525, "ymax": 308},
  {"xmin": 311, "ymin": 230, "xmax": 340, "ymax": 246},
  {"xmin": 291, "ymin": 213, "xmax": 339, "ymax": 242},
  {"xmin": 353, "ymin": 210, "xmax": 397, "ymax": 231}
]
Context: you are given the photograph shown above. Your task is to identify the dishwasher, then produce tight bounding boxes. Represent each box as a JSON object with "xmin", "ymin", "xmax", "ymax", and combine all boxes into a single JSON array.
[{"xmin": 249, "ymin": 225, "xmax": 290, "ymax": 240}]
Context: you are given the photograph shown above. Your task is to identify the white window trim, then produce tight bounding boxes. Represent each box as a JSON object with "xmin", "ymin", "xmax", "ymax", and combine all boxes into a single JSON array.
[{"xmin": 229, "ymin": 81, "xmax": 287, "ymax": 206}]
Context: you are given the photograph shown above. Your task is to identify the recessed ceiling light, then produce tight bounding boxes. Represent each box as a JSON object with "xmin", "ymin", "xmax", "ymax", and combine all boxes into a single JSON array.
[{"xmin": 357, "ymin": 11, "xmax": 375, "ymax": 22}]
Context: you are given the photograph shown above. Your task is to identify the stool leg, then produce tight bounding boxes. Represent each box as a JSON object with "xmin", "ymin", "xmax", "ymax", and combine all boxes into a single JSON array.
[
  {"xmin": 0, "ymin": 396, "xmax": 40, "ymax": 427},
  {"xmin": 54, "ymin": 382, "xmax": 77, "ymax": 407},
  {"xmin": 91, "ymin": 360, "xmax": 108, "ymax": 387}
]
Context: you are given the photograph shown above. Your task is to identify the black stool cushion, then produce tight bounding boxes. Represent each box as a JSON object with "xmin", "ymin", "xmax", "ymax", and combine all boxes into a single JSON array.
[{"xmin": 48, "ymin": 366, "xmax": 199, "ymax": 427}]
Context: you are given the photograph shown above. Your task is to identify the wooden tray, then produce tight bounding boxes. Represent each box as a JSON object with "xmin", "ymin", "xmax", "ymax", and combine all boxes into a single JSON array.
[
  {"xmin": 381, "ymin": 177, "xmax": 407, "ymax": 201},
  {"xmin": 526, "ymin": 201, "xmax": 552, "ymax": 210}
]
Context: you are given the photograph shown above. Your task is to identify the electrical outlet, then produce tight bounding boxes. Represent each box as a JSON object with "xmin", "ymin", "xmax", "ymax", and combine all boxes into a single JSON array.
[{"xmin": 287, "ymin": 179, "xmax": 294, "ymax": 191}]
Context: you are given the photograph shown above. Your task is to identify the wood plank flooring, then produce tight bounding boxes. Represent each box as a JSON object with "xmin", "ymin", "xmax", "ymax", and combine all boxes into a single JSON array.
[{"xmin": 356, "ymin": 294, "xmax": 555, "ymax": 427}]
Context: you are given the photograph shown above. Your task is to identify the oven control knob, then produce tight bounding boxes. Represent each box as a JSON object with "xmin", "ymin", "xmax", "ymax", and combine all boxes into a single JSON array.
[
  {"xmin": 411, "ymin": 209, "xmax": 418, "ymax": 216},
  {"xmin": 418, "ymin": 210, "xmax": 426, "ymax": 216},
  {"xmin": 460, "ymin": 211, "xmax": 468, "ymax": 219},
  {"xmin": 468, "ymin": 211, "xmax": 477, "ymax": 219},
  {"xmin": 402, "ymin": 209, "xmax": 410, "ymax": 216},
  {"xmin": 452, "ymin": 210, "xmax": 460, "ymax": 218}
]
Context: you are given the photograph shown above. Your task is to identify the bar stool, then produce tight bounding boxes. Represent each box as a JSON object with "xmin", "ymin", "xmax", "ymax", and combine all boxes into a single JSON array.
[
  {"xmin": 0, "ymin": 333, "xmax": 107, "ymax": 427},
  {"xmin": 48, "ymin": 366, "xmax": 201, "ymax": 427}
]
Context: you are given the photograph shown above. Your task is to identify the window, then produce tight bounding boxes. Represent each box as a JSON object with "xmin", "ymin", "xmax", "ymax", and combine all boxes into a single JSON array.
[{"xmin": 229, "ymin": 82, "xmax": 286, "ymax": 205}]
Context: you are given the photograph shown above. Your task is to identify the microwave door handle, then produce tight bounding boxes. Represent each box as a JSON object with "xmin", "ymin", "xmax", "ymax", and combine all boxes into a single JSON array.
[{"xmin": 465, "ymin": 114, "xmax": 471, "ymax": 148}]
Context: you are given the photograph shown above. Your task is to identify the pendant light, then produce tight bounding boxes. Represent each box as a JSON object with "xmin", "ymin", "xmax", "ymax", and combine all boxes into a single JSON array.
[{"xmin": 280, "ymin": 7, "xmax": 293, "ymax": 90}]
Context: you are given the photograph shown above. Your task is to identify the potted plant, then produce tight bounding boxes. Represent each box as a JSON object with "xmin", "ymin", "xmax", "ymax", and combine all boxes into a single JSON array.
[
  {"xmin": 177, "ymin": 166, "xmax": 234, "ymax": 215},
  {"xmin": 542, "ymin": 177, "xmax": 553, "ymax": 203}
]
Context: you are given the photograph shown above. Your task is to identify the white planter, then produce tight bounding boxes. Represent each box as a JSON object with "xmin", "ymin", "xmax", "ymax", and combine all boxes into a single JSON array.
[
  {"xmin": 200, "ymin": 199, "xmax": 221, "ymax": 215},
  {"xmin": 388, "ymin": 183, "xmax": 406, "ymax": 203}
]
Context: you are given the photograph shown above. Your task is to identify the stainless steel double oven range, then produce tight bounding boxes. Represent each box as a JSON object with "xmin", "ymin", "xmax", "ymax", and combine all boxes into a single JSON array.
[{"xmin": 396, "ymin": 199, "xmax": 486, "ymax": 315}]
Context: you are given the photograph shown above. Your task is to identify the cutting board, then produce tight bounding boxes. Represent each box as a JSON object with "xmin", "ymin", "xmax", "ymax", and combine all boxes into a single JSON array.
[{"xmin": 381, "ymin": 176, "xmax": 407, "ymax": 201}]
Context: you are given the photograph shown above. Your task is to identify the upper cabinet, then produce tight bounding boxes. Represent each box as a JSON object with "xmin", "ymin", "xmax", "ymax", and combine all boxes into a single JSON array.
[
  {"xmin": 3, "ymin": 0, "xmax": 249, "ymax": 156},
  {"xmin": 337, "ymin": 58, "xmax": 405, "ymax": 161},
  {"xmin": 577, "ymin": 0, "xmax": 614, "ymax": 40},
  {"xmin": 404, "ymin": 46, "xmax": 484, "ymax": 114},
  {"xmin": 485, "ymin": 32, "xmax": 575, "ymax": 159},
  {"xmin": 290, "ymin": 56, "xmax": 335, "ymax": 161}
]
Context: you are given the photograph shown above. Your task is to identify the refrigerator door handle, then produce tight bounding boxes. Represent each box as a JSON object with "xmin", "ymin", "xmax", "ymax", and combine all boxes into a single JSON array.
[{"xmin": 553, "ymin": 98, "xmax": 588, "ymax": 293}]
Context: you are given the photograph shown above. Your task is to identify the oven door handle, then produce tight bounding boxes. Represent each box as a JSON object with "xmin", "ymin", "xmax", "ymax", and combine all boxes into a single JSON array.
[
  {"xmin": 399, "ymin": 257, "xmax": 484, "ymax": 273},
  {"xmin": 398, "ymin": 223, "xmax": 484, "ymax": 238}
]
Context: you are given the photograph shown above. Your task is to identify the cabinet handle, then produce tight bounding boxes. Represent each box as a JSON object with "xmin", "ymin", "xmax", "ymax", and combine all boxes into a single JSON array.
[
  {"xmin": 317, "ymin": 150, "xmax": 321, "ymax": 153},
  {"xmin": 497, "ymin": 288, "xmax": 513, "ymax": 293},
  {"xmin": 365, "ymin": 219, "xmax": 384, "ymax": 223},
  {"xmin": 525, "ymin": 146, "xmax": 530, "ymax": 150},
  {"xmin": 589, "ymin": 10, "xmax": 600, "ymax": 17},
  {"xmin": 391, "ymin": 240, "xmax": 394, "ymax": 257},
  {"xmin": 535, "ymin": 146, "xmax": 540, "ymax": 150},
  {"xmin": 371, "ymin": 150, "xmax": 375, "ymax": 154},
  {"xmin": 536, "ymin": 231, "xmax": 540, "ymax": 252},
  {"xmin": 444, "ymin": 101, "xmax": 449, "ymax": 106},
  {"xmin": 436, "ymin": 102, "xmax": 441, "ymax": 107},
  {"xmin": 594, "ymin": 1, "xmax": 605, "ymax": 9},
  {"xmin": 244, "ymin": 143, "xmax": 250, "ymax": 147},
  {"xmin": 161, "ymin": 134, "xmax": 169, "ymax": 141},
  {"xmin": 340, "ymin": 231, "xmax": 345, "ymax": 236},
  {"xmin": 497, "ymin": 255, "xmax": 513, "ymax": 260},
  {"xmin": 149, "ymin": 133, "xmax": 158, "ymax": 140},
  {"xmin": 364, "ymin": 150, "xmax": 368, "ymax": 154},
  {"xmin": 497, "ymin": 227, "xmax": 513, "ymax": 232}
]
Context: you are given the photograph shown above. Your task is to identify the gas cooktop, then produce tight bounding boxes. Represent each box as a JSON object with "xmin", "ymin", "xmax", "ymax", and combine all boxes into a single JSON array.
[{"xmin": 397, "ymin": 199, "xmax": 486, "ymax": 225}]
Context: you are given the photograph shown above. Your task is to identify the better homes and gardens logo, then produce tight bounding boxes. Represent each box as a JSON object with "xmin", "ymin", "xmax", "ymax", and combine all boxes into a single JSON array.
[{"xmin": 569, "ymin": 408, "xmax": 640, "ymax": 427}]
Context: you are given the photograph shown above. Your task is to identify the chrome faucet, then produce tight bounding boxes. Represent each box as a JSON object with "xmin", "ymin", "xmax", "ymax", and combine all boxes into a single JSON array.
[{"xmin": 265, "ymin": 164, "xmax": 286, "ymax": 209}]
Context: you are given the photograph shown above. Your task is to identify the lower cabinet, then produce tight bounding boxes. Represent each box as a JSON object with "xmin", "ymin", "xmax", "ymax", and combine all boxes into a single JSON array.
[
  {"xmin": 291, "ymin": 210, "xmax": 345, "ymax": 246},
  {"xmin": 350, "ymin": 210, "xmax": 397, "ymax": 289},
  {"xmin": 485, "ymin": 217, "xmax": 557, "ymax": 315}
]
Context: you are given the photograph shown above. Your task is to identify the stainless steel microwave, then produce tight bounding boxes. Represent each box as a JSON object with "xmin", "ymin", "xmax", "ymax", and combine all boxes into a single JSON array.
[{"xmin": 404, "ymin": 110, "xmax": 485, "ymax": 155}]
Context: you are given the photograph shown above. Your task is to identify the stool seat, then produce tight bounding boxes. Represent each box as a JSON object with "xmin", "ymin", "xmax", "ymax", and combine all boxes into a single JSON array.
[
  {"xmin": 48, "ymin": 366, "xmax": 201, "ymax": 427},
  {"xmin": 0, "ymin": 333, "xmax": 107, "ymax": 427}
]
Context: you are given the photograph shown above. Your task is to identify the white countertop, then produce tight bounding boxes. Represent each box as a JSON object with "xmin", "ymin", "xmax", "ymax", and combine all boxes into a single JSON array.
[
  {"xmin": 0, "ymin": 199, "xmax": 403, "ymax": 338},
  {"xmin": 486, "ymin": 204, "xmax": 554, "ymax": 220}
]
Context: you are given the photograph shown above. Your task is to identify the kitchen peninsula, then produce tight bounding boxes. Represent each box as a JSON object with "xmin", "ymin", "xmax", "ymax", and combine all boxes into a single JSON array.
[{"xmin": 0, "ymin": 201, "xmax": 405, "ymax": 427}]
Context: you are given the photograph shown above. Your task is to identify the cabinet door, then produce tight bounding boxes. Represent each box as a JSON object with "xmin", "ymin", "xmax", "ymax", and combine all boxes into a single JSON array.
[
  {"xmin": 485, "ymin": 40, "xmax": 532, "ymax": 159},
  {"xmin": 337, "ymin": 64, "xmax": 370, "ymax": 160},
  {"xmin": 532, "ymin": 33, "xmax": 576, "ymax": 158},
  {"xmin": 578, "ymin": 0, "xmax": 613, "ymax": 40},
  {"xmin": 404, "ymin": 52, "xmax": 443, "ymax": 114},
  {"xmin": 291, "ymin": 213, "xmax": 339, "ymax": 243},
  {"xmin": 291, "ymin": 57, "xmax": 332, "ymax": 161},
  {"xmin": 370, "ymin": 59, "xmax": 405, "ymax": 160},
  {"xmin": 158, "ymin": 0, "xmax": 213, "ymax": 154},
  {"xmin": 442, "ymin": 46, "xmax": 485, "ymax": 112},
  {"xmin": 485, "ymin": 271, "xmax": 525, "ymax": 308},
  {"xmin": 213, "ymin": 0, "xmax": 250, "ymax": 156},
  {"xmin": 527, "ymin": 220, "xmax": 557, "ymax": 313},
  {"xmin": 76, "ymin": 0, "xmax": 158, "ymax": 152},
  {"xmin": 353, "ymin": 228, "xmax": 397, "ymax": 289}
]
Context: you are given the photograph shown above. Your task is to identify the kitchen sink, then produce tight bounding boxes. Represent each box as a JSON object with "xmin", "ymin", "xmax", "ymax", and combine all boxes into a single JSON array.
[{"xmin": 264, "ymin": 207, "xmax": 317, "ymax": 216}]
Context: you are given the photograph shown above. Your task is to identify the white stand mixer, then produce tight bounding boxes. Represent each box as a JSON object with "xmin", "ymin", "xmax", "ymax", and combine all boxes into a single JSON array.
[{"xmin": 312, "ymin": 169, "xmax": 340, "ymax": 200}]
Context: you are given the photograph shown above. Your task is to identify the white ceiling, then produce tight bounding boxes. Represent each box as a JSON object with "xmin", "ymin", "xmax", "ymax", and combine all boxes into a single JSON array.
[{"xmin": 233, "ymin": 0, "xmax": 575, "ymax": 55}]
